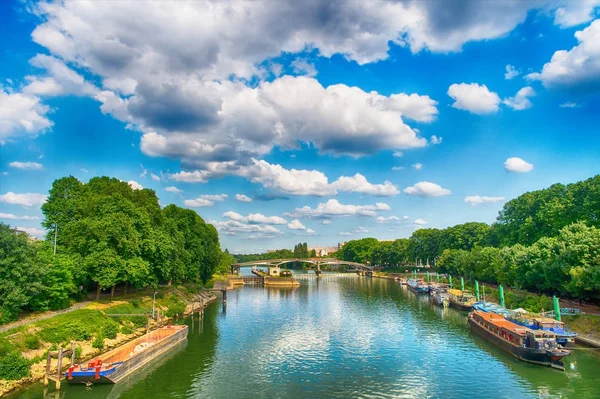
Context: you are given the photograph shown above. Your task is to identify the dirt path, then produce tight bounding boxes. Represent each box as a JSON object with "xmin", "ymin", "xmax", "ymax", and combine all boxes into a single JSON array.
[{"xmin": 0, "ymin": 301, "xmax": 90, "ymax": 333}]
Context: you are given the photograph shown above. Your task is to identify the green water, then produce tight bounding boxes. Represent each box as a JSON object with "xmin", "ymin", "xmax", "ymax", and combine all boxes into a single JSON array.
[{"xmin": 7, "ymin": 277, "xmax": 600, "ymax": 398}]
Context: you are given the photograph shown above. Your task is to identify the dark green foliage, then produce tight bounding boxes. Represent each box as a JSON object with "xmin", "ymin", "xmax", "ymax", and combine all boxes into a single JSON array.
[
  {"xmin": 0, "ymin": 351, "xmax": 30, "ymax": 380},
  {"xmin": 235, "ymin": 249, "xmax": 295, "ymax": 263},
  {"xmin": 121, "ymin": 324, "xmax": 134, "ymax": 335},
  {"xmin": 101, "ymin": 323, "xmax": 119, "ymax": 339},
  {"xmin": 92, "ymin": 334, "xmax": 104, "ymax": 350},
  {"xmin": 165, "ymin": 296, "xmax": 186, "ymax": 318},
  {"xmin": 23, "ymin": 334, "xmax": 41, "ymax": 350}
]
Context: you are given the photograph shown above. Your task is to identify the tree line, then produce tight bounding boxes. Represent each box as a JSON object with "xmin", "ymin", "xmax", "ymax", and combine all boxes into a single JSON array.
[
  {"xmin": 234, "ymin": 242, "xmax": 318, "ymax": 263},
  {"xmin": 339, "ymin": 175, "xmax": 600, "ymax": 302},
  {"xmin": 1, "ymin": 176, "xmax": 230, "ymax": 324}
]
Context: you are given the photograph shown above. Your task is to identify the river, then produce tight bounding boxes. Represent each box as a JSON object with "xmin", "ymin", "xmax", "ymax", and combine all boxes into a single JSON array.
[{"xmin": 7, "ymin": 276, "xmax": 600, "ymax": 399}]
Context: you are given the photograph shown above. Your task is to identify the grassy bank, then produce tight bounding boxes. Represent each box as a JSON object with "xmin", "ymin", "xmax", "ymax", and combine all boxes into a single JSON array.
[{"xmin": 0, "ymin": 285, "xmax": 212, "ymax": 396}]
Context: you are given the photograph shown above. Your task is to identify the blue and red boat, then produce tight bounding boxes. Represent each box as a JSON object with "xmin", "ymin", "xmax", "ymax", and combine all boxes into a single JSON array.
[{"xmin": 407, "ymin": 278, "xmax": 430, "ymax": 294}]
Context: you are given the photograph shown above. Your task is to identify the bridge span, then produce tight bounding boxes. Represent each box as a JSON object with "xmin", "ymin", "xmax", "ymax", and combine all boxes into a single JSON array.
[{"xmin": 231, "ymin": 258, "xmax": 372, "ymax": 276}]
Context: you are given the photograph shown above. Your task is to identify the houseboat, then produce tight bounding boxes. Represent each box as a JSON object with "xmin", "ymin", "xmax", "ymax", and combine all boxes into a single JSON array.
[
  {"xmin": 507, "ymin": 313, "xmax": 577, "ymax": 348},
  {"xmin": 430, "ymin": 284, "xmax": 450, "ymax": 307},
  {"xmin": 468, "ymin": 311, "xmax": 571, "ymax": 370},
  {"xmin": 66, "ymin": 325, "xmax": 188, "ymax": 384},
  {"xmin": 472, "ymin": 301, "xmax": 510, "ymax": 317},
  {"xmin": 407, "ymin": 278, "xmax": 430, "ymax": 294},
  {"xmin": 447, "ymin": 289, "xmax": 476, "ymax": 310}
]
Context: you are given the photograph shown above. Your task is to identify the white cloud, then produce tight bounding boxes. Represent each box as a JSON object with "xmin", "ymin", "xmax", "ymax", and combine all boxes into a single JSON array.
[
  {"xmin": 23, "ymin": 54, "xmax": 98, "ymax": 97},
  {"xmin": 0, "ymin": 213, "xmax": 39, "ymax": 220},
  {"xmin": 503, "ymin": 86, "xmax": 536, "ymax": 110},
  {"xmin": 184, "ymin": 198, "xmax": 214, "ymax": 207},
  {"xmin": 553, "ymin": 1, "xmax": 600, "ymax": 28},
  {"xmin": 0, "ymin": 192, "xmax": 47, "ymax": 207},
  {"xmin": 414, "ymin": 218, "xmax": 428, "ymax": 225},
  {"xmin": 128, "ymin": 180, "xmax": 143, "ymax": 190},
  {"xmin": 403, "ymin": 215, "xmax": 410, "ymax": 220},
  {"xmin": 150, "ymin": 173, "xmax": 161, "ymax": 181},
  {"xmin": 430, "ymin": 135, "xmax": 442, "ymax": 145},
  {"xmin": 412, "ymin": 163, "xmax": 423, "ymax": 170},
  {"xmin": 248, "ymin": 214, "xmax": 287, "ymax": 225},
  {"xmin": 291, "ymin": 59, "xmax": 317, "ymax": 77},
  {"xmin": 353, "ymin": 227, "xmax": 369, "ymax": 233},
  {"xmin": 504, "ymin": 157, "xmax": 534, "ymax": 173},
  {"xmin": 287, "ymin": 199, "xmax": 391, "ymax": 218},
  {"xmin": 211, "ymin": 219, "xmax": 282, "ymax": 236},
  {"xmin": 0, "ymin": 90, "xmax": 52, "ymax": 142},
  {"xmin": 306, "ymin": 228, "xmax": 316, "ymax": 235},
  {"xmin": 559, "ymin": 102, "xmax": 579, "ymax": 108},
  {"xmin": 321, "ymin": 220, "xmax": 332, "ymax": 225},
  {"xmin": 393, "ymin": 151, "xmax": 403, "ymax": 157},
  {"xmin": 331, "ymin": 174, "xmax": 399, "ymax": 196},
  {"xmin": 199, "ymin": 194, "xmax": 228, "ymax": 202},
  {"xmin": 81, "ymin": 168, "xmax": 88, "ymax": 173},
  {"xmin": 165, "ymin": 186, "xmax": 183, "ymax": 193},
  {"xmin": 16, "ymin": 226, "xmax": 45, "ymax": 237},
  {"xmin": 9, "ymin": 161, "xmax": 44, "ymax": 170},
  {"xmin": 464, "ymin": 195, "xmax": 505, "ymax": 206},
  {"xmin": 403, "ymin": 182, "xmax": 451, "ymax": 197},
  {"xmin": 382, "ymin": 93, "xmax": 439, "ymax": 122},
  {"xmin": 287, "ymin": 219, "xmax": 307, "ymax": 230},
  {"xmin": 391, "ymin": 166, "xmax": 405, "ymax": 171},
  {"xmin": 504, "ymin": 64, "xmax": 520, "ymax": 80},
  {"xmin": 447, "ymin": 83, "xmax": 501, "ymax": 114},
  {"xmin": 223, "ymin": 211, "xmax": 287, "ymax": 225},
  {"xmin": 235, "ymin": 194, "xmax": 252, "ymax": 202},
  {"xmin": 376, "ymin": 216, "xmax": 400, "ymax": 223},
  {"xmin": 340, "ymin": 232, "xmax": 354, "ymax": 236},
  {"xmin": 170, "ymin": 159, "xmax": 400, "ymax": 197},
  {"xmin": 527, "ymin": 19, "xmax": 600, "ymax": 89}
]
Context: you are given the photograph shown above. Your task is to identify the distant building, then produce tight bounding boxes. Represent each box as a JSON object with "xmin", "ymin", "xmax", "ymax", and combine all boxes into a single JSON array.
[
  {"xmin": 338, "ymin": 242, "xmax": 347, "ymax": 251},
  {"xmin": 308, "ymin": 246, "xmax": 337, "ymax": 257}
]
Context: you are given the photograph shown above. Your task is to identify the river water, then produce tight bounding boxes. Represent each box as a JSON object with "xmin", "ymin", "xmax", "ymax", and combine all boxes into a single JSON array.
[{"xmin": 8, "ymin": 276, "xmax": 600, "ymax": 399}]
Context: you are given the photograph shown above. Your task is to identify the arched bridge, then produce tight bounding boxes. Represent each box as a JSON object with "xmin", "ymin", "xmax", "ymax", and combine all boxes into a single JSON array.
[{"xmin": 231, "ymin": 258, "xmax": 372, "ymax": 275}]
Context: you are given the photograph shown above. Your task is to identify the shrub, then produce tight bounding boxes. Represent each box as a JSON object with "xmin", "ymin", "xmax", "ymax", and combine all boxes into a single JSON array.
[
  {"xmin": 165, "ymin": 296, "xmax": 186, "ymax": 318},
  {"xmin": 24, "ymin": 334, "xmax": 41, "ymax": 350},
  {"xmin": 74, "ymin": 345, "xmax": 83, "ymax": 362},
  {"xmin": 0, "ymin": 352, "xmax": 30, "ymax": 380},
  {"xmin": 101, "ymin": 323, "xmax": 119, "ymax": 340},
  {"xmin": 92, "ymin": 334, "xmax": 104, "ymax": 350},
  {"xmin": 130, "ymin": 299, "xmax": 141, "ymax": 308},
  {"xmin": 121, "ymin": 324, "xmax": 134, "ymax": 335}
]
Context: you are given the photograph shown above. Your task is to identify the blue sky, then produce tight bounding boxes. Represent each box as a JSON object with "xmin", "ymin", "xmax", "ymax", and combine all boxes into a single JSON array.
[{"xmin": 1, "ymin": 1, "xmax": 599, "ymax": 253}]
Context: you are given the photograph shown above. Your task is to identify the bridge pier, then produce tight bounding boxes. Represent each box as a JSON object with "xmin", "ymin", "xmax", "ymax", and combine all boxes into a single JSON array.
[{"xmin": 315, "ymin": 263, "xmax": 322, "ymax": 277}]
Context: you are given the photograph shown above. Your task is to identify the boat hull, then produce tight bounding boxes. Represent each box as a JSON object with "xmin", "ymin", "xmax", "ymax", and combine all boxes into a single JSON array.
[
  {"xmin": 468, "ymin": 317, "xmax": 567, "ymax": 370},
  {"xmin": 449, "ymin": 299, "xmax": 473, "ymax": 311},
  {"xmin": 67, "ymin": 325, "xmax": 188, "ymax": 385}
]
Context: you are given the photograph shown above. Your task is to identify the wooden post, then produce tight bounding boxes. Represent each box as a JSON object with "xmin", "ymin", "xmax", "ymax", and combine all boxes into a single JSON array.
[
  {"xmin": 56, "ymin": 348, "xmax": 63, "ymax": 390},
  {"xmin": 44, "ymin": 352, "xmax": 51, "ymax": 386},
  {"xmin": 71, "ymin": 341, "xmax": 76, "ymax": 365}
]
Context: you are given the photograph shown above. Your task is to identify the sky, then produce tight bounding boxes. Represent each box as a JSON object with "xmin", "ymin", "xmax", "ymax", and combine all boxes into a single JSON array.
[{"xmin": 1, "ymin": 0, "xmax": 600, "ymax": 253}]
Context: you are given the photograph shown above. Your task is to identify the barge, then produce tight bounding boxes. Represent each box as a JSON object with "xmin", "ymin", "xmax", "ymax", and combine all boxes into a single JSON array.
[
  {"xmin": 407, "ymin": 278, "xmax": 430, "ymax": 294},
  {"xmin": 430, "ymin": 284, "xmax": 450, "ymax": 307},
  {"xmin": 447, "ymin": 289, "xmax": 476, "ymax": 311},
  {"xmin": 468, "ymin": 311, "xmax": 570, "ymax": 370},
  {"xmin": 507, "ymin": 313, "xmax": 577, "ymax": 348},
  {"xmin": 66, "ymin": 325, "xmax": 188, "ymax": 385}
]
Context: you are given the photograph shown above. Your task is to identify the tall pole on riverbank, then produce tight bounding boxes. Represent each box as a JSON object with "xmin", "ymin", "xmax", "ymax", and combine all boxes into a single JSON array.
[
  {"xmin": 449, "ymin": 275, "xmax": 453, "ymax": 289},
  {"xmin": 460, "ymin": 277, "xmax": 464, "ymax": 291},
  {"xmin": 475, "ymin": 281, "xmax": 480, "ymax": 301},
  {"xmin": 499, "ymin": 285, "xmax": 505, "ymax": 307},
  {"xmin": 553, "ymin": 296, "xmax": 561, "ymax": 321}
]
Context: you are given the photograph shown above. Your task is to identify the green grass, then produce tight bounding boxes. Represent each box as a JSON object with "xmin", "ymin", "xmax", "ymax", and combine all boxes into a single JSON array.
[
  {"xmin": 563, "ymin": 314, "xmax": 600, "ymax": 335},
  {"xmin": 35, "ymin": 309, "xmax": 118, "ymax": 345}
]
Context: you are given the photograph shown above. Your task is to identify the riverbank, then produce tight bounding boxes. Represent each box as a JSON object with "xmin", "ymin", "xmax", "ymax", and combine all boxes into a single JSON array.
[{"xmin": 0, "ymin": 286, "xmax": 216, "ymax": 397}]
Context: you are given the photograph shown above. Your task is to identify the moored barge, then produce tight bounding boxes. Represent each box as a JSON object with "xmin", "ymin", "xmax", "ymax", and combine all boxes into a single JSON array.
[
  {"xmin": 507, "ymin": 313, "xmax": 577, "ymax": 348},
  {"xmin": 430, "ymin": 284, "xmax": 450, "ymax": 307},
  {"xmin": 468, "ymin": 311, "xmax": 570, "ymax": 370},
  {"xmin": 66, "ymin": 325, "xmax": 188, "ymax": 384},
  {"xmin": 407, "ymin": 278, "xmax": 430, "ymax": 294},
  {"xmin": 447, "ymin": 289, "xmax": 476, "ymax": 310}
]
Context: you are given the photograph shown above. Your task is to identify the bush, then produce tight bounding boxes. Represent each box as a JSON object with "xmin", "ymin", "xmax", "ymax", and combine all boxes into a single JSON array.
[
  {"xmin": 121, "ymin": 323, "xmax": 134, "ymax": 335},
  {"xmin": 165, "ymin": 296, "xmax": 186, "ymax": 318},
  {"xmin": 0, "ymin": 352, "xmax": 30, "ymax": 380},
  {"xmin": 74, "ymin": 345, "xmax": 83, "ymax": 362},
  {"xmin": 101, "ymin": 323, "xmax": 119, "ymax": 339},
  {"xmin": 92, "ymin": 334, "xmax": 104, "ymax": 350},
  {"xmin": 24, "ymin": 334, "xmax": 41, "ymax": 350},
  {"xmin": 130, "ymin": 299, "xmax": 141, "ymax": 308}
]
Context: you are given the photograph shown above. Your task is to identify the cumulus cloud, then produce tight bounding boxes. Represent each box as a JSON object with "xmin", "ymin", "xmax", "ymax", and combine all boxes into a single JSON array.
[
  {"xmin": 430, "ymin": 135, "xmax": 442, "ymax": 145},
  {"xmin": 150, "ymin": 173, "xmax": 161, "ymax": 181},
  {"xmin": 340, "ymin": 232, "xmax": 354, "ymax": 236},
  {"xmin": 391, "ymin": 166, "xmax": 405, "ymax": 171},
  {"xmin": 559, "ymin": 102, "xmax": 579, "ymax": 108},
  {"xmin": 527, "ymin": 19, "xmax": 600, "ymax": 89},
  {"xmin": 211, "ymin": 219, "xmax": 282, "ymax": 237},
  {"xmin": 23, "ymin": 54, "xmax": 98, "ymax": 97},
  {"xmin": 199, "ymin": 194, "xmax": 228, "ymax": 202},
  {"xmin": 170, "ymin": 159, "xmax": 400, "ymax": 197},
  {"xmin": 413, "ymin": 163, "xmax": 423, "ymax": 170},
  {"xmin": 127, "ymin": 180, "xmax": 143, "ymax": 190},
  {"xmin": 321, "ymin": 220, "xmax": 332, "ymax": 225},
  {"xmin": 9, "ymin": 161, "xmax": 44, "ymax": 170},
  {"xmin": 0, "ymin": 192, "xmax": 47, "ymax": 207},
  {"xmin": 553, "ymin": 1, "xmax": 600, "ymax": 28},
  {"xmin": 504, "ymin": 64, "xmax": 520, "ymax": 80},
  {"xmin": 235, "ymin": 194, "xmax": 252, "ymax": 202},
  {"xmin": 287, "ymin": 219, "xmax": 307, "ymax": 230},
  {"xmin": 185, "ymin": 198, "xmax": 215, "ymax": 207},
  {"xmin": 0, "ymin": 90, "xmax": 52, "ymax": 142},
  {"xmin": 286, "ymin": 199, "xmax": 391, "ymax": 218},
  {"xmin": 224, "ymin": 211, "xmax": 287, "ymax": 225},
  {"xmin": 504, "ymin": 157, "xmax": 534, "ymax": 173},
  {"xmin": 0, "ymin": 213, "xmax": 39, "ymax": 220},
  {"xmin": 503, "ymin": 87, "xmax": 536, "ymax": 110},
  {"xmin": 393, "ymin": 151, "xmax": 403, "ymax": 157},
  {"xmin": 291, "ymin": 59, "xmax": 317, "ymax": 77},
  {"xmin": 464, "ymin": 195, "xmax": 505, "ymax": 206},
  {"xmin": 16, "ymin": 226, "xmax": 45, "ymax": 237},
  {"xmin": 403, "ymin": 215, "xmax": 410, "ymax": 220},
  {"xmin": 376, "ymin": 216, "xmax": 400, "ymax": 223},
  {"xmin": 447, "ymin": 83, "xmax": 501, "ymax": 114},
  {"xmin": 403, "ymin": 182, "xmax": 451, "ymax": 197},
  {"xmin": 414, "ymin": 218, "xmax": 428, "ymax": 225},
  {"xmin": 165, "ymin": 186, "xmax": 182, "ymax": 193}
]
